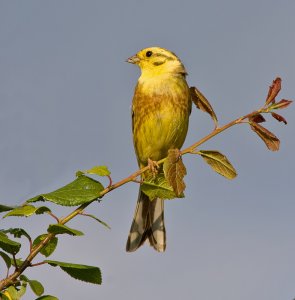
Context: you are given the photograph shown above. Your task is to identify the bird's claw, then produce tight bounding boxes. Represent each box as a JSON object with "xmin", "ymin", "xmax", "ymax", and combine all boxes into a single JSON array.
[{"xmin": 148, "ymin": 158, "xmax": 160, "ymax": 177}]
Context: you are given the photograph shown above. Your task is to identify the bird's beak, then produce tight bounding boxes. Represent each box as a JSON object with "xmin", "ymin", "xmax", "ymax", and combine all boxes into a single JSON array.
[{"xmin": 126, "ymin": 55, "xmax": 140, "ymax": 64}]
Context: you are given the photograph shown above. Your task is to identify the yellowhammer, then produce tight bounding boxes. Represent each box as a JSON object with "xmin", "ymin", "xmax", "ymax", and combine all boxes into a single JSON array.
[{"xmin": 126, "ymin": 47, "xmax": 192, "ymax": 252}]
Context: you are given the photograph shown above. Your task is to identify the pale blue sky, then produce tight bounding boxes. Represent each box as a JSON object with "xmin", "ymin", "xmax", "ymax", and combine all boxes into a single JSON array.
[{"xmin": 0, "ymin": 1, "xmax": 295, "ymax": 299}]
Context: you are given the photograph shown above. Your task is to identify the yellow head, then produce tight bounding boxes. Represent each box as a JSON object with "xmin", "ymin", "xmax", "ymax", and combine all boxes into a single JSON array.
[{"xmin": 127, "ymin": 47, "xmax": 187, "ymax": 78}]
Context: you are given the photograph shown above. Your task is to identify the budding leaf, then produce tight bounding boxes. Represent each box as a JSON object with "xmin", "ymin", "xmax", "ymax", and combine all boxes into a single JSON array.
[
  {"xmin": 271, "ymin": 112, "xmax": 287, "ymax": 124},
  {"xmin": 198, "ymin": 150, "xmax": 237, "ymax": 179},
  {"xmin": 250, "ymin": 122, "xmax": 280, "ymax": 151},
  {"xmin": 265, "ymin": 77, "xmax": 281, "ymax": 105},
  {"xmin": 27, "ymin": 175, "xmax": 104, "ymax": 206},
  {"xmin": 190, "ymin": 86, "xmax": 218, "ymax": 127},
  {"xmin": 47, "ymin": 224, "xmax": 84, "ymax": 236},
  {"xmin": 141, "ymin": 172, "xmax": 183, "ymax": 200},
  {"xmin": 249, "ymin": 114, "xmax": 266, "ymax": 123},
  {"xmin": 269, "ymin": 99, "xmax": 293, "ymax": 110},
  {"xmin": 45, "ymin": 260, "xmax": 102, "ymax": 285},
  {"xmin": 163, "ymin": 149, "xmax": 187, "ymax": 197}
]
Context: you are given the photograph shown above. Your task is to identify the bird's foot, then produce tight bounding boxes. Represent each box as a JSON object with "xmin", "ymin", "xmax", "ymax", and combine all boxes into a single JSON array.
[{"xmin": 147, "ymin": 158, "xmax": 160, "ymax": 177}]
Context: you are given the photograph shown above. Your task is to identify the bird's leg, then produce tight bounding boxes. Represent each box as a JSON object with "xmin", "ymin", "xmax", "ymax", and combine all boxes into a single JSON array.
[{"xmin": 147, "ymin": 158, "xmax": 160, "ymax": 177}]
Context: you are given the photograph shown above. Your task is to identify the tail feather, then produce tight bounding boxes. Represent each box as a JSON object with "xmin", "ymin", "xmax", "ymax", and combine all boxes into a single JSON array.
[{"xmin": 126, "ymin": 191, "xmax": 166, "ymax": 252}]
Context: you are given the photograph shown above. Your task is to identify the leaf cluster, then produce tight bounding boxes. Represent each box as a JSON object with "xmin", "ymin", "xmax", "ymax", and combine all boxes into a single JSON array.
[{"xmin": 0, "ymin": 167, "xmax": 111, "ymax": 299}]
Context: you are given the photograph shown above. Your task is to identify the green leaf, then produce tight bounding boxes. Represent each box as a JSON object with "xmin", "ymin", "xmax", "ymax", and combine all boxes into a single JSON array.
[
  {"xmin": 163, "ymin": 149, "xmax": 187, "ymax": 197},
  {"xmin": 20, "ymin": 275, "xmax": 44, "ymax": 296},
  {"xmin": 11, "ymin": 258, "xmax": 23, "ymax": 267},
  {"xmin": 198, "ymin": 150, "xmax": 237, "ymax": 179},
  {"xmin": 0, "ymin": 204, "xmax": 14, "ymax": 213},
  {"xmin": 6, "ymin": 286, "xmax": 18, "ymax": 300},
  {"xmin": 0, "ymin": 235, "xmax": 21, "ymax": 254},
  {"xmin": 0, "ymin": 231, "xmax": 8, "ymax": 238},
  {"xmin": 0, "ymin": 251, "xmax": 11, "ymax": 268},
  {"xmin": 35, "ymin": 296, "xmax": 59, "ymax": 300},
  {"xmin": 0, "ymin": 292, "xmax": 11, "ymax": 300},
  {"xmin": 33, "ymin": 234, "xmax": 58, "ymax": 257},
  {"xmin": 141, "ymin": 172, "xmax": 183, "ymax": 200},
  {"xmin": 45, "ymin": 260, "xmax": 102, "ymax": 285},
  {"xmin": 81, "ymin": 214, "xmax": 111, "ymax": 229},
  {"xmin": 4, "ymin": 228, "xmax": 31, "ymax": 240},
  {"xmin": 29, "ymin": 280, "xmax": 44, "ymax": 296},
  {"xmin": 35, "ymin": 206, "xmax": 52, "ymax": 215},
  {"xmin": 3, "ymin": 205, "xmax": 37, "ymax": 218},
  {"xmin": 17, "ymin": 283, "xmax": 26, "ymax": 298},
  {"xmin": 27, "ymin": 176, "xmax": 104, "ymax": 206},
  {"xmin": 81, "ymin": 166, "xmax": 111, "ymax": 177},
  {"xmin": 47, "ymin": 224, "xmax": 83, "ymax": 236}
]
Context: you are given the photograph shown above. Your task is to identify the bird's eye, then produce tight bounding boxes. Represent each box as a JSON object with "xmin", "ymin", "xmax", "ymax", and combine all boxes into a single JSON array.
[{"xmin": 146, "ymin": 51, "xmax": 153, "ymax": 57}]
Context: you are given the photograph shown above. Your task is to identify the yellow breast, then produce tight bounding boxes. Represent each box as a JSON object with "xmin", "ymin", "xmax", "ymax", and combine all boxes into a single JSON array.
[{"xmin": 132, "ymin": 74, "xmax": 191, "ymax": 166}]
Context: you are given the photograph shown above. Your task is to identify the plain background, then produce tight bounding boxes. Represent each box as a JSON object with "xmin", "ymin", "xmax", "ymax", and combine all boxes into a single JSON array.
[{"xmin": 0, "ymin": 1, "xmax": 294, "ymax": 299}]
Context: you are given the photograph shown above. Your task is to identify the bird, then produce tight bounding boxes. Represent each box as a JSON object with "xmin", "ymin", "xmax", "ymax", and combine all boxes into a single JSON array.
[{"xmin": 126, "ymin": 47, "xmax": 192, "ymax": 252}]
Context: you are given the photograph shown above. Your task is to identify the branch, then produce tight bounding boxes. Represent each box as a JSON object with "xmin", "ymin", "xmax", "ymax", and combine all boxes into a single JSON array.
[{"xmin": 0, "ymin": 77, "xmax": 292, "ymax": 292}]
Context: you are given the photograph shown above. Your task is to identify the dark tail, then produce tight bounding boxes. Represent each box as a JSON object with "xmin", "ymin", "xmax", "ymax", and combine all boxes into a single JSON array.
[{"xmin": 126, "ymin": 190, "xmax": 166, "ymax": 252}]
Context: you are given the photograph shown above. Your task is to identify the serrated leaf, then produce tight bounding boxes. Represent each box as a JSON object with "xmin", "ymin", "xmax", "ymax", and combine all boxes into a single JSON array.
[
  {"xmin": 0, "ymin": 204, "xmax": 15, "ymax": 213},
  {"xmin": 0, "ymin": 251, "xmax": 11, "ymax": 268},
  {"xmin": 47, "ymin": 224, "xmax": 83, "ymax": 236},
  {"xmin": 163, "ymin": 149, "xmax": 187, "ymax": 197},
  {"xmin": 198, "ymin": 150, "xmax": 237, "ymax": 179},
  {"xmin": 45, "ymin": 260, "xmax": 102, "ymax": 285},
  {"xmin": 82, "ymin": 214, "xmax": 111, "ymax": 229},
  {"xmin": 33, "ymin": 234, "xmax": 58, "ymax": 257},
  {"xmin": 250, "ymin": 122, "xmax": 280, "ymax": 151},
  {"xmin": 82, "ymin": 166, "xmax": 111, "ymax": 177},
  {"xmin": 35, "ymin": 295, "xmax": 59, "ymax": 300},
  {"xmin": 269, "ymin": 99, "xmax": 293, "ymax": 110},
  {"xmin": 0, "ymin": 235, "xmax": 21, "ymax": 254},
  {"xmin": 265, "ymin": 77, "xmax": 281, "ymax": 105},
  {"xmin": 3, "ymin": 205, "xmax": 37, "ymax": 218},
  {"xmin": 190, "ymin": 86, "xmax": 218, "ymax": 127},
  {"xmin": 141, "ymin": 172, "xmax": 183, "ymax": 200},
  {"xmin": 271, "ymin": 112, "xmax": 287, "ymax": 124},
  {"xmin": 27, "ymin": 176, "xmax": 104, "ymax": 206}
]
